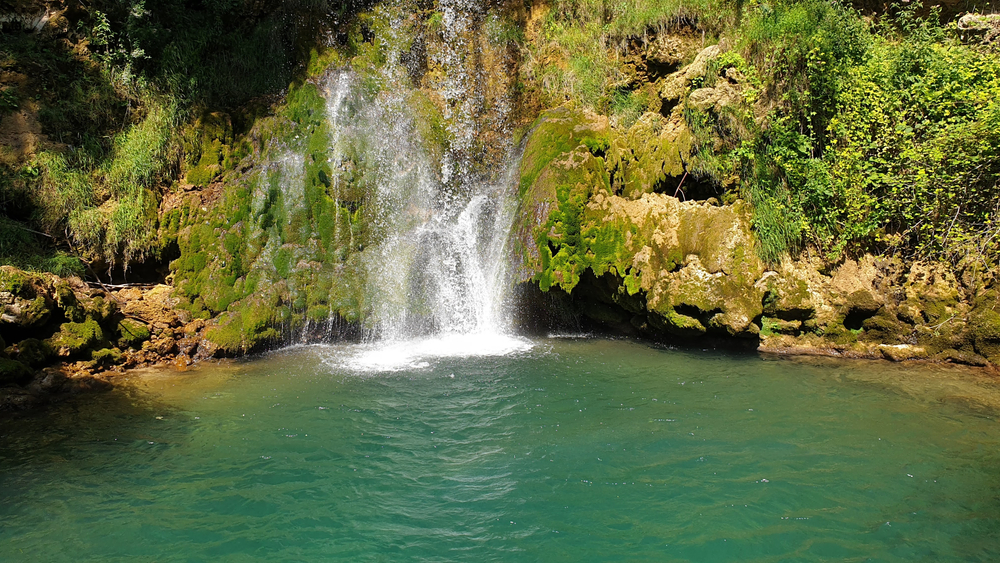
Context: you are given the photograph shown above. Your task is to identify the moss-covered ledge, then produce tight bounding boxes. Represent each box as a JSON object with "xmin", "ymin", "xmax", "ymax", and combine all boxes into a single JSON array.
[{"xmin": 514, "ymin": 105, "xmax": 1000, "ymax": 367}]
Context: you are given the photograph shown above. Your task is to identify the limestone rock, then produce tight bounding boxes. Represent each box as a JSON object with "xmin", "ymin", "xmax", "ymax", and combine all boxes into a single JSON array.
[
  {"xmin": 119, "ymin": 285, "xmax": 183, "ymax": 328},
  {"xmin": 878, "ymin": 344, "xmax": 928, "ymax": 362},
  {"xmin": 660, "ymin": 45, "xmax": 721, "ymax": 103},
  {"xmin": 687, "ymin": 82, "xmax": 741, "ymax": 114},
  {"xmin": 0, "ymin": 293, "xmax": 51, "ymax": 328},
  {"xmin": 608, "ymin": 111, "xmax": 694, "ymax": 198}
]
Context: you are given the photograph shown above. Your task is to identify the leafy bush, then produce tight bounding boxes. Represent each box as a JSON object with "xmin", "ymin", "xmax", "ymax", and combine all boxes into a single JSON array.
[{"xmin": 690, "ymin": 1, "xmax": 1000, "ymax": 265}]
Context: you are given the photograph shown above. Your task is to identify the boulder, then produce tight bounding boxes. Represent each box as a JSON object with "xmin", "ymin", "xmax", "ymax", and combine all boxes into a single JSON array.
[{"xmin": 47, "ymin": 318, "xmax": 107, "ymax": 358}]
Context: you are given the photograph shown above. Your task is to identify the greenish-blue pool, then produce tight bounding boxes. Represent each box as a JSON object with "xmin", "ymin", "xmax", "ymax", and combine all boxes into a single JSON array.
[{"xmin": 2, "ymin": 337, "xmax": 1000, "ymax": 561}]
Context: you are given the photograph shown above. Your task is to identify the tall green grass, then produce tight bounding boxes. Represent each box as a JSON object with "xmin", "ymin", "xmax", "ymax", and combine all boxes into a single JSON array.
[
  {"xmin": 32, "ymin": 97, "xmax": 177, "ymax": 268},
  {"xmin": 524, "ymin": 0, "xmax": 733, "ymax": 108}
]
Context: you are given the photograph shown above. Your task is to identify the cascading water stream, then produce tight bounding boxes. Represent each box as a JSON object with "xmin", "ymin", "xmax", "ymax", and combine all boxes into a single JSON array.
[{"xmin": 313, "ymin": 6, "xmax": 529, "ymax": 369}]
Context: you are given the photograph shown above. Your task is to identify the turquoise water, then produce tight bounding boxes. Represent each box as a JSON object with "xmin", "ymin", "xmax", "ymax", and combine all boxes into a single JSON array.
[{"xmin": 2, "ymin": 337, "xmax": 1000, "ymax": 561}]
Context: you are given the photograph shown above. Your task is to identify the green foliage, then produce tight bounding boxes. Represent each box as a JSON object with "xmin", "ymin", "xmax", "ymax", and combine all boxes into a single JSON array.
[
  {"xmin": 826, "ymin": 34, "xmax": 1000, "ymax": 263},
  {"xmin": 0, "ymin": 217, "xmax": 84, "ymax": 277},
  {"xmin": 610, "ymin": 88, "xmax": 649, "ymax": 129},
  {"xmin": 91, "ymin": 347, "xmax": 123, "ymax": 367},
  {"xmin": 0, "ymin": 0, "xmax": 375, "ymax": 274},
  {"xmin": 205, "ymin": 297, "xmax": 281, "ymax": 354},
  {"xmin": 85, "ymin": 0, "xmax": 350, "ymax": 107},
  {"xmin": 524, "ymin": 0, "xmax": 732, "ymax": 107},
  {"xmin": 684, "ymin": 0, "xmax": 1000, "ymax": 264}
]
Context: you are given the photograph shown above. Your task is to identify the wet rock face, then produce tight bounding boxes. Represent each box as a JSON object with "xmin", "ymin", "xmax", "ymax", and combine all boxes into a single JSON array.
[{"xmin": 516, "ymin": 103, "xmax": 763, "ymax": 340}]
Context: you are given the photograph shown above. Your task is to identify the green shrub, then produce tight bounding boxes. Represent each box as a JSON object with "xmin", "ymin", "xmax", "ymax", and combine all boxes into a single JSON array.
[{"xmin": 683, "ymin": 0, "xmax": 1000, "ymax": 264}]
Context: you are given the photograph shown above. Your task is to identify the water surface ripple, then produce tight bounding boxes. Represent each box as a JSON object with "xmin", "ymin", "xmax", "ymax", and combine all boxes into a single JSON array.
[{"xmin": 2, "ymin": 338, "xmax": 1000, "ymax": 561}]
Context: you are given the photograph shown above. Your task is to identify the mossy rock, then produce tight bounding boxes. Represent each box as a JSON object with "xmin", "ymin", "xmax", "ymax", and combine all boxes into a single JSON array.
[
  {"xmin": 762, "ymin": 278, "xmax": 814, "ymax": 320},
  {"xmin": 116, "ymin": 318, "xmax": 151, "ymax": 349},
  {"xmin": 206, "ymin": 295, "xmax": 282, "ymax": 354},
  {"xmin": 531, "ymin": 147, "xmax": 612, "ymax": 292},
  {"xmin": 7, "ymin": 295, "xmax": 54, "ymax": 328},
  {"xmin": 85, "ymin": 296, "xmax": 118, "ymax": 323},
  {"xmin": 762, "ymin": 317, "xmax": 801, "ymax": 336},
  {"xmin": 518, "ymin": 105, "xmax": 611, "ymax": 198},
  {"xmin": 859, "ymin": 312, "xmax": 907, "ymax": 344},
  {"xmin": 91, "ymin": 347, "xmax": 123, "ymax": 367},
  {"xmin": 903, "ymin": 263, "xmax": 961, "ymax": 324},
  {"xmin": 662, "ymin": 308, "xmax": 707, "ymax": 337},
  {"xmin": 823, "ymin": 323, "xmax": 860, "ymax": 346},
  {"xmin": 0, "ymin": 358, "xmax": 33, "ymax": 386},
  {"xmin": 609, "ymin": 112, "xmax": 694, "ymax": 199},
  {"xmin": 185, "ymin": 112, "xmax": 235, "ymax": 186},
  {"xmin": 0, "ymin": 267, "xmax": 36, "ymax": 296},
  {"xmin": 845, "ymin": 289, "xmax": 881, "ymax": 315},
  {"xmin": 47, "ymin": 318, "xmax": 108, "ymax": 357},
  {"xmin": 13, "ymin": 338, "xmax": 53, "ymax": 367},
  {"xmin": 969, "ymin": 301, "xmax": 1000, "ymax": 364}
]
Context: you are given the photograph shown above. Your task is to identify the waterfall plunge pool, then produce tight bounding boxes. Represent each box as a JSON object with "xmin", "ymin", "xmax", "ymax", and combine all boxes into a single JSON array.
[{"xmin": 2, "ymin": 336, "xmax": 1000, "ymax": 561}]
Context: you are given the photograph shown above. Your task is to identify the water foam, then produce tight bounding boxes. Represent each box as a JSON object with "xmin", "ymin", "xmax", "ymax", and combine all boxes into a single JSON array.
[{"xmin": 328, "ymin": 333, "xmax": 533, "ymax": 373}]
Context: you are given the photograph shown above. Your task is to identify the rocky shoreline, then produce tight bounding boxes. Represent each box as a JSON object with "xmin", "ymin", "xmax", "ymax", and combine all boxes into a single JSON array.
[
  {"xmin": 0, "ymin": 266, "xmax": 220, "ymax": 413},
  {"xmin": 3, "ymin": 258, "xmax": 999, "ymax": 416}
]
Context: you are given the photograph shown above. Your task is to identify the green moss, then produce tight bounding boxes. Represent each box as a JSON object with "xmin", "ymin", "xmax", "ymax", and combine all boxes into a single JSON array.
[
  {"xmin": 0, "ymin": 268, "xmax": 32, "ymax": 296},
  {"xmin": 206, "ymin": 295, "xmax": 282, "ymax": 354},
  {"xmin": 13, "ymin": 339, "xmax": 53, "ymax": 368},
  {"xmin": 823, "ymin": 323, "xmax": 859, "ymax": 346},
  {"xmin": 307, "ymin": 47, "xmax": 348, "ymax": 77},
  {"xmin": 612, "ymin": 115, "xmax": 694, "ymax": 199},
  {"xmin": 117, "ymin": 318, "xmax": 151, "ymax": 349},
  {"xmin": 970, "ymin": 292, "xmax": 1000, "ymax": 363},
  {"xmin": 20, "ymin": 295, "xmax": 53, "ymax": 328},
  {"xmin": 531, "ymin": 146, "xmax": 614, "ymax": 293},
  {"xmin": 186, "ymin": 137, "xmax": 225, "ymax": 185},
  {"xmin": 859, "ymin": 312, "xmax": 907, "ymax": 344},
  {"xmin": 663, "ymin": 309, "xmax": 707, "ymax": 337},
  {"xmin": 408, "ymin": 91, "xmax": 450, "ymax": 168},
  {"xmin": 91, "ymin": 347, "xmax": 123, "ymax": 367},
  {"xmin": 0, "ymin": 358, "xmax": 33, "ymax": 386},
  {"xmin": 47, "ymin": 318, "xmax": 107, "ymax": 357},
  {"xmin": 519, "ymin": 107, "xmax": 610, "ymax": 197},
  {"xmin": 85, "ymin": 296, "xmax": 118, "ymax": 323}
]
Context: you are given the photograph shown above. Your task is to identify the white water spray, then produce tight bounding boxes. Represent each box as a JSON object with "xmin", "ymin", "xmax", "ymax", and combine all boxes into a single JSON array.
[{"xmin": 318, "ymin": 72, "xmax": 527, "ymax": 368}]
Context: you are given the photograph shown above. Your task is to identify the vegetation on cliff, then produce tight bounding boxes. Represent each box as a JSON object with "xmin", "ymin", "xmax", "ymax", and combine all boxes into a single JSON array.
[
  {"xmin": 0, "ymin": 0, "xmax": 372, "ymax": 276},
  {"xmin": 3, "ymin": 0, "xmax": 1000, "ymax": 386},
  {"xmin": 523, "ymin": 0, "xmax": 1000, "ymax": 266}
]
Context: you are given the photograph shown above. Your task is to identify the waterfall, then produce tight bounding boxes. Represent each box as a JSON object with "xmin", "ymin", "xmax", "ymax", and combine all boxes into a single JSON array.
[
  {"xmin": 322, "ymin": 70, "xmax": 520, "ymax": 338},
  {"xmin": 315, "ymin": 37, "xmax": 527, "ymax": 367}
]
